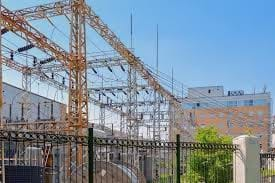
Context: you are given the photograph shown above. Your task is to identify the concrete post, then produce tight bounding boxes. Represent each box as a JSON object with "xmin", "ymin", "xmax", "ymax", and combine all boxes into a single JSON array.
[{"xmin": 233, "ymin": 135, "xmax": 260, "ymax": 183}]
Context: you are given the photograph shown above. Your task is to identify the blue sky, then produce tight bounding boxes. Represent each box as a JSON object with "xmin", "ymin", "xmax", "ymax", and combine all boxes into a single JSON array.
[
  {"xmin": 3, "ymin": 0, "xmax": 275, "ymax": 112},
  {"xmin": 93, "ymin": 0, "xmax": 275, "ymax": 112}
]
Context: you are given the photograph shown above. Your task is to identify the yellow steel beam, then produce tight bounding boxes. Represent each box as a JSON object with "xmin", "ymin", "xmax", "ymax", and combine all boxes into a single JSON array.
[
  {"xmin": 0, "ymin": 4, "xmax": 90, "ymax": 134},
  {"xmin": 8, "ymin": 1, "xmax": 193, "ymax": 139},
  {"xmin": 12, "ymin": 1, "xmax": 182, "ymax": 110},
  {"xmin": 13, "ymin": 0, "xmax": 71, "ymax": 21},
  {"xmin": 0, "ymin": 5, "xmax": 70, "ymax": 67},
  {"xmin": 83, "ymin": 4, "xmax": 183, "ymax": 111}
]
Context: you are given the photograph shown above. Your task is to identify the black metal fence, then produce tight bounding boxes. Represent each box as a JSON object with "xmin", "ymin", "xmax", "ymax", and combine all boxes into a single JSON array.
[
  {"xmin": 260, "ymin": 153, "xmax": 275, "ymax": 183},
  {"xmin": 0, "ymin": 129, "xmax": 238, "ymax": 183},
  {"xmin": 90, "ymin": 130, "xmax": 238, "ymax": 183},
  {"xmin": 0, "ymin": 130, "xmax": 88, "ymax": 183}
]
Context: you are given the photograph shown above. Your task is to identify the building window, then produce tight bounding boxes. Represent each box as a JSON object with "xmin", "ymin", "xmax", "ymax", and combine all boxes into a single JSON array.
[
  {"xmin": 219, "ymin": 113, "xmax": 224, "ymax": 118},
  {"xmin": 238, "ymin": 100, "xmax": 245, "ymax": 106},
  {"xmin": 183, "ymin": 103, "xmax": 194, "ymax": 109},
  {"xmin": 227, "ymin": 112, "xmax": 233, "ymax": 118},
  {"xmin": 248, "ymin": 111, "xmax": 254, "ymax": 117},
  {"xmin": 248, "ymin": 121, "xmax": 254, "ymax": 127},
  {"xmin": 227, "ymin": 120, "xmax": 233, "ymax": 128},
  {"xmin": 209, "ymin": 103, "xmax": 219, "ymax": 108},
  {"xmin": 201, "ymin": 103, "xmax": 209, "ymax": 108},
  {"xmin": 257, "ymin": 111, "xmax": 264, "ymax": 120},
  {"xmin": 256, "ymin": 134, "xmax": 263, "ymax": 138},
  {"xmin": 244, "ymin": 100, "xmax": 253, "ymax": 106},
  {"xmin": 238, "ymin": 122, "xmax": 244, "ymax": 127},
  {"xmin": 228, "ymin": 101, "xmax": 237, "ymax": 107},
  {"xmin": 226, "ymin": 112, "xmax": 233, "ymax": 128},
  {"xmin": 238, "ymin": 112, "xmax": 244, "ymax": 118},
  {"xmin": 199, "ymin": 113, "xmax": 206, "ymax": 119},
  {"xmin": 210, "ymin": 113, "xmax": 215, "ymax": 118},
  {"xmin": 189, "ymin": 112, "xmax": 194, "ymax": 120},
  {"xmin": 254, "ymin": 99, "xmax": 267, "ymax": 106},
  {"xmin": 257, "ymin": 111, "xmax": 263, "ymax": 116},
  {"xmin": 258, "ymin": 120, "xmax": 264, "ymax": 127}
]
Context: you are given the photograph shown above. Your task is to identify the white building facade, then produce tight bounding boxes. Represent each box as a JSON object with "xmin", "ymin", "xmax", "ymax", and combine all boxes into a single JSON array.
[{"xmin": 1, "ymin": 82, "xmax": 66, "ymax": 123}]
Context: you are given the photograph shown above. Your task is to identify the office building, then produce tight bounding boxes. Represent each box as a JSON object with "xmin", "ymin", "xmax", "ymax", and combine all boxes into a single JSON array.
[{"xmin": 181, "ymin": 86, "xmax": 272, "ymax": 151}]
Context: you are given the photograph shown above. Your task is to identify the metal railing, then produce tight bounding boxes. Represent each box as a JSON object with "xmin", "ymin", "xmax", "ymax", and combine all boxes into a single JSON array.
[
  {"xmin": 0, "ymin": 129, "xmax": 238, "ymax": 183},
  {"xmin": 89, "ymin": 130, "xmax": 238, "ymax": 183},
  {"xmin": 0, "ymin": 130, "xmax": 88, "ymax": 183},
  {"xmin": 260, "ymin": 153, "xmax": 275, "ymax": 183}
]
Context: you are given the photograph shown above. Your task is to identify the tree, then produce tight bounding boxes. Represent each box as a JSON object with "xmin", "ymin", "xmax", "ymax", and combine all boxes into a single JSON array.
[{"xmin": 183, "ymin": 126, "xmax": 233, "ymax": 183}]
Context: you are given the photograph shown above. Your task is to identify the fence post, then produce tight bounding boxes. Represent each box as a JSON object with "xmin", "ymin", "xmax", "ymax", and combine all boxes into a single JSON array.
[
  {"xmin": 88, "ymin": 127, "xmax": 94, "ymax": 183},
  {"xmin": 176, "ymin": 134, "xmax": 181, "ymax": 183},
  {"xmin": 233, "ymin": 135, "xmax": 260, "ymax": 183}
]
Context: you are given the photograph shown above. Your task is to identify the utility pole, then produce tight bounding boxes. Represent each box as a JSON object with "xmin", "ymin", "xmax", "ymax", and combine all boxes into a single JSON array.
[
  {"xmin": 120, "ymin": 106, "xmax": 124, "ymax": 136},
  {"xmin": 99, "ymin": 104, "xmax": 105, "ymax": 130},
  {"xmin": 153, "ymin": 24, "xmax": 161, "ymax": 181},
  {"xmin": 0, "ymin": 0, "xmax": 3, "ymax": 126},
  {"xmin": 0, "ymin": 0, "xmax": 4, "ymax": 182},
  {"xmin": 127, "ymin": 13, "xmax": 138, "ymax": 139},
  {"xmin": 99, "ymin": 75, "xmax": 105, "ymax": 130},
  {"xmin": 67, "ymin": 0, "xmax": 88, "ymax": 181},
  {"xmin": 169, "ymin": 68, "xmax": 176, "ymax": 141},
  {"xmin": 153, "ymin": 25, "xmax": 161, "ymax": 141},
  {"xmin": 0, "ymin": 0, "xmax": 4, "ymax": 181},
  {"xmin": 156, "ymin": 25, "xmax": 161, "ymax": 141},
  {"xmin": 68, "ymin": 0, "xmax": 88, "ymax": 134}
]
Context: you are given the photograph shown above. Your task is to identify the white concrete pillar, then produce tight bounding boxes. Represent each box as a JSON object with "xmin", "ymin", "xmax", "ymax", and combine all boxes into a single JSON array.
[{"xmin": 233, "ymin": 135, "xmax": 260, "ymax": 183}]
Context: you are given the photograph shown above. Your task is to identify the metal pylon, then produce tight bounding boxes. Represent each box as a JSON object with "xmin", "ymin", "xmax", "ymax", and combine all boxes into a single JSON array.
[{"xmin": 127, "ymin": 65, "xmax": 138, "ymax": 139}]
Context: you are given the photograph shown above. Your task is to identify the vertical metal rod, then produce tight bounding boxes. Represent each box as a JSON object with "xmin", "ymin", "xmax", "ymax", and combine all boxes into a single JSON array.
[
  {"xmin": 9, "ymin": 104, "xmax": 11, "ymax": 122},
  {"xmin": 130, "ymin": 13, "xmax": 133, "ymax": 49},
  {"xmin": 176, "ymin": 134, "xmax": 180, "ymax": 183},
  {"xmin": 128, "ymin": 14, "xmax": 138, "ymax": 139},
  {"xmin": 120, "ymin": 114, "xmax": 123, "ymax": 135},
  {"xmin": 157, "ymin": 25, "xmax": 161, "ymax": 140},
  {"xmin": 156, "ymin": 24, "xmax": 159, "ymax": 73},
  {"xmin": 111, "ymin": 123, "xmax": 114, "ymax": 136},
  {"xmin": 172, "ymin": 68, "xmax": 174, "ymax": 95},
  {"xmin": 37, "ymin": 102, "xmax": 40, "ymax": 120},
  {"xmin": 1, "ymin": 141, "xmax": 4, "ymax": 183},
  {"xmin": 21, "ymin": 103, "xmax": 24, "ymax": 121},
  {"xmin": 88, "ymin": 127, "xmax": 94, "ymax": 183},
  {"xmin": 50, "ymin": 101, "xmax": 53, "ymax": 120},
  {"xmin": 0, "ymin": 0, "xmax": 3, "ymax": 129},
  {"xmin": 181, "ymin": 84, "xmax": 184, "ymax": 99}
]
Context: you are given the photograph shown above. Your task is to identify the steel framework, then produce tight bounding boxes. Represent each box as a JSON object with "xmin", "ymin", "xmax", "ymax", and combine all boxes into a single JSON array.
[{"xmin": 0, "ymin": 0, "xmax": 192, "ymax": 141}]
